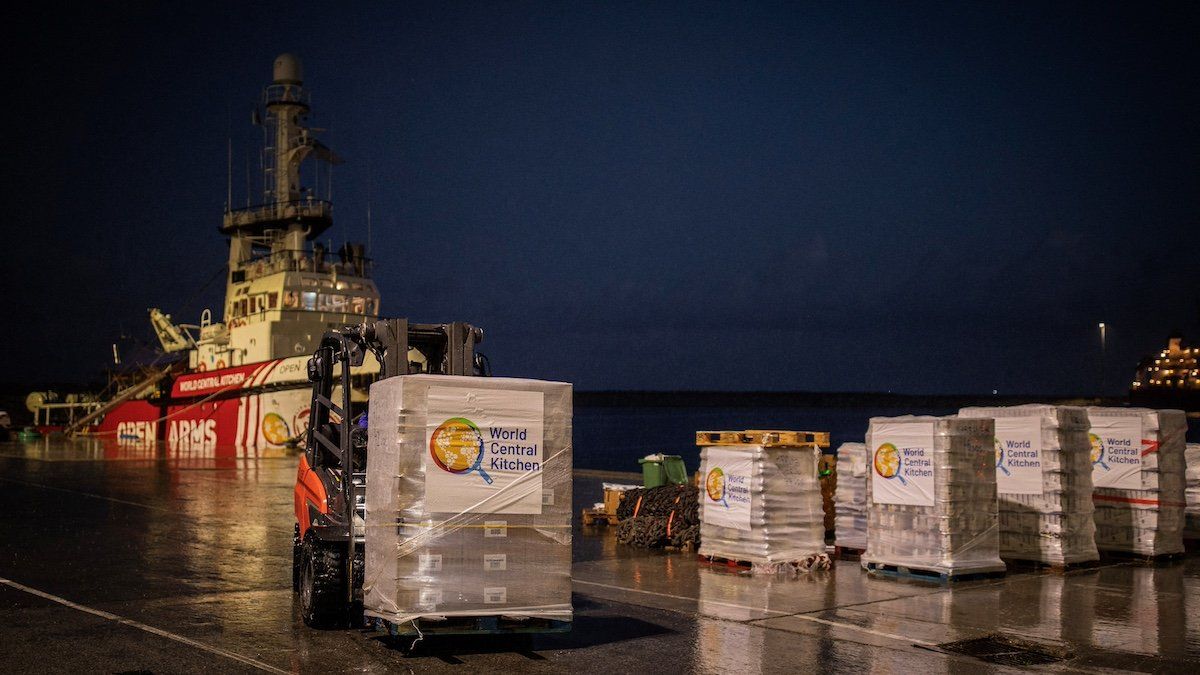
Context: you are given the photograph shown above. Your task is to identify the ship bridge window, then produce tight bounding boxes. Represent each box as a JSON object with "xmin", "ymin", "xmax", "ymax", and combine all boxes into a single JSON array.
[
  {"xmin": 317, "ymin": 293, "xmax": 347, "ymax": 312},
  {"xmin": 302, "ymin": 277, "xmax": 319, "ymax": 288},
  {"xmin": 268, "ymin": 292, "xmax": 278, "ymax": 309},
  {"xmin": 302, "ymin": 291, "xmax": 317, "ymax": 311},
  {"xmin": 284, "ymin": 291, "xmax": 299, "ymax": 308}
]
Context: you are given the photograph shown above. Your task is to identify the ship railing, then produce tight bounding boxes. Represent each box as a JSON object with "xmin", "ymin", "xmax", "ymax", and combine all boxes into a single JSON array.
[
  {"xmin": 236, "ymin": 249, "xmax": 374, "ymax": 282},
  {"xmin": 34, "ymin": 401, "xmax": 104, "ymax": 427},
  {"xmin": 64, "ymin": 366, "xmax": 175, "ymax": 436},
  {"xmin": 222, "ymin": 199, "xmax": 332, "ymax": 230},
  {"xmin": 264, "ymin": 83, "xmax": 310, "ymax": 108}
]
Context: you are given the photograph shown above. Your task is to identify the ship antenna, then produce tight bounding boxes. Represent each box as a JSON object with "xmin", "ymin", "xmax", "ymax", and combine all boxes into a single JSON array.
[
  {"xmin": 244, "ymin": 150, "xmax": 252, "ymax": 208},
  {"xmin": 366, "ymin": 150, "xmax": 373, "ymax": 255},
  {"xmin": 327, "ymin": 120, "xmax": 334, "ymax": 204},
  {"xmin": 226, "ymin": 100, "xmax": 233, "ymax": 213},
  {"xmin": 226, "ymin": 136, "xmax": 233, "ymax": 214}
]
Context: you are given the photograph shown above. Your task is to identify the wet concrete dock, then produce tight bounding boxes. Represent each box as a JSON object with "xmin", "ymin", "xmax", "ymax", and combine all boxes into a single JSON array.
[{"xmin": 1, "ymin": 439, "xmax": 1198, "ymax": 673}]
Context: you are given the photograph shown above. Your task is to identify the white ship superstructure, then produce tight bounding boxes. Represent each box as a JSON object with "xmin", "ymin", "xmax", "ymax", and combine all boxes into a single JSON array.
[{"xmin": 68, "ymin": 55, "xmax": 388, "ymax": 449}]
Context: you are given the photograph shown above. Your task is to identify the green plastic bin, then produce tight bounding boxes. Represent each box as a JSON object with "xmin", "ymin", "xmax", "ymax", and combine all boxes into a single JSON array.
[{"xmin": 639, "ymin": 454, "xmax": 688, "ymax": 488}]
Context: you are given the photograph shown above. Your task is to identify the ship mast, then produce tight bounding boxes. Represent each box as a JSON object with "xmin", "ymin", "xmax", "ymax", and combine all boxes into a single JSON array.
[{"xmin": 222, "ymin": 54, "xmax": 341, "ymax": 270}]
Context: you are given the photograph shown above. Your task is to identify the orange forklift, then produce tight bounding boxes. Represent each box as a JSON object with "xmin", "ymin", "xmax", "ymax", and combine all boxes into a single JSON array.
[{"xmin": 292, "ymin": 318, "xmax": 486, "ymax": 627}]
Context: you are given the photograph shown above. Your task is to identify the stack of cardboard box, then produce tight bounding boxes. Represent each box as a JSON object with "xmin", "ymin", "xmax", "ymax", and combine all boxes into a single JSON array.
[{"xmin": 363, "ymin": 375, "xmax": 573, "ymax": 624}]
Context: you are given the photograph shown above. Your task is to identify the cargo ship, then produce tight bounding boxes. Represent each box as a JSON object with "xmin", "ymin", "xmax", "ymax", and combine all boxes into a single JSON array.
[
  {"xmin": 1130, "ymin": 332, "xmax": 1200, "ymax": 412},
  {"xmin": 48, "ymin": 55, "xmax": 384, "ymax": 449}
]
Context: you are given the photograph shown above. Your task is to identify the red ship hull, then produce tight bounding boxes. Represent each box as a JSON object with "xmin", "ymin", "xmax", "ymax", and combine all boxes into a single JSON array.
[{"xmin": 94, "ymin": 358, "xmax": 313, "ymax": 449}]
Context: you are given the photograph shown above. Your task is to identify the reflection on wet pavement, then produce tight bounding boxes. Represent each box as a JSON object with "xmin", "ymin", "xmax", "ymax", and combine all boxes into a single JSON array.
[{"xmin": 0, "ymin": 439, "xmax": 1197, "ymax": 672}]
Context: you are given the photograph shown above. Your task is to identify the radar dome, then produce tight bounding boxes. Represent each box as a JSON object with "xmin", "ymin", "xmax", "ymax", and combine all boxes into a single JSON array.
[{"xmin": 272, "ymin": 53, "xmax": 303, "ymax": 85}]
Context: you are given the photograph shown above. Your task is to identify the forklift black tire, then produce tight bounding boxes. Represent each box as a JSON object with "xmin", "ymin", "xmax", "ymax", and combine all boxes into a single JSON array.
[
  {"xmin": 299, "ymin": 535, "xmax": 347, "ymax": 628},
  {"xmin": 292, "ymin": 524, "xmax": 302, "ymax": 592}
]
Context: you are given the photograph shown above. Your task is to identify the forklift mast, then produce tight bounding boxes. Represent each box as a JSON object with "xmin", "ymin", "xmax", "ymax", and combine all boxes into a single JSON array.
[{"xmin": 304, "ymin": 318, "xmax": 485, "ymax": 607}]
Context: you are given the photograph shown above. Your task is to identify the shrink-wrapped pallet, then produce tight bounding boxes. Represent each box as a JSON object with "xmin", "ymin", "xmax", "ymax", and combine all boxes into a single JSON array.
[
  {"xmin": 833, "ymin": 442, "xmax": 868, "ymax": 551},
  {"xmin": 863, "ymin": 416, "xmax": 1005, "ymax": 576},
  {"xmin": 1186, "ymin": 443, "xmax": 1200, "ymax": 540},
  {"xmin": 1087, "ymin": 408, "xmax": 1186, "ymax": 556},
  {"xmin": 363, "ymin": 375, "xmax": 572, "ymax": 625},
  {"xmin": 697, "ymin": 432, "xmax": 827, "ymax": 572},
  {"xmin": 958, "ymin": 405, "xmax": 1098, "ymax": 565}
]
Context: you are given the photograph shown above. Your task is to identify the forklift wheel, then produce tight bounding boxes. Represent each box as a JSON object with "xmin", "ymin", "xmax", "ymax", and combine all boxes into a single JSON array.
[{"xmin": 299, "ymin": 535, "xmax": 348, "ymax": 628}]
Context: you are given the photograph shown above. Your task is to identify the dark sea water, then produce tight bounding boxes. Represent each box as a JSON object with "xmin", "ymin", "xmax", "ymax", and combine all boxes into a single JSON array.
[
  {"xmin": 572, "ymin": 404, "xmax": 1200, "ymax": 473},
  {"xmin": 572, "ymin": 404, "xmax": 957, "ymax": 473}
]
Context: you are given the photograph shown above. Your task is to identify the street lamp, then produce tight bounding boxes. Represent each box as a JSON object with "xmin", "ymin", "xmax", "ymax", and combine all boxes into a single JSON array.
[{"xmin": 1098, "ymin": 322, "xmax": 1106, "ymax": 394}]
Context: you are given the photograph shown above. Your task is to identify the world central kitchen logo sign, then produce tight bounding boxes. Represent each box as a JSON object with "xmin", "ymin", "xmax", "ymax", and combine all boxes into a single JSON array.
[
  {"xmin": 429, "ymin": 418, "xmax": 541, "ymax": 485},
  {"xmin": 700, "ymin": 448, "xmax": 753, "ymax": 531},
  {"xmin": 704, "ymin": 467, "xmax": 751, "ymax": 508},
  {"xmin": 424, "ymin": 387, "xmax": 546, "ymax": 514},
  {"xmin": 869, "ymin": 422, "xmax": 935, "ymax": 506},
  {"xmin": 1087, "ymin": 415, "xmax": 1144, "ymax": 490}
]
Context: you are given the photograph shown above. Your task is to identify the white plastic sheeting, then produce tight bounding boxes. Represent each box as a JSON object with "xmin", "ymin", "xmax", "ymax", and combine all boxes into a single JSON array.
[
  {"xmin": 833, "ymin": 442, "xmax": 868, "ymax": 551},
  {"xmin": 697, "ymin": 442, "xmax": 826, "ymax": 570},
  {"xmin": 1088, "ymin": 407, "xmax": 1187, "ymax": 556},
  {"xmin": 863, "ymin": 416, "xmax": 1005, "ymax": 576},
  {"xmin": 362, "ymin": 375, "xmax": 572, "ymax": 625},
  {"xmin": 1186, "ymin": 443, "xmax": 1200, "ymax": 540},
  {"xmin": 959, "ymin": 404, "xmax": 1098, "ymax": 566}
]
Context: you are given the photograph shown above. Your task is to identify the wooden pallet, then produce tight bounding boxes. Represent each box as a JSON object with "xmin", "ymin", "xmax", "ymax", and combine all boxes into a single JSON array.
[
  {"xmin": 580, "ymin": 507, "xmax": 619, "ymax": 526},
  {"xmin": 1098, "ymin": 549, "xmax": 1186, "ymax": 565},
  {"xmin": 1003, "ymin": 558, "xmax": 1105, "ymax": 574},
  {"xmin": 698, "ymin": 552, "xmax": 830, "ymax": 569},
  {"xmin": 863, "ymin": 560, "xmax": 1006, "ymax": 583},
  {"xmin": 834, "ymin": 545, "xmax": 865, "ymax": 559},
  {"xmin": 698, "ymin": 554, "xmax": 754, "ymax": 569},
  {"xmin": 376, "ymin": 615, "xmax": 571, "ymax": 637},
  {"xmin": 696, "ymin": 430, "xmax": 830, "ymax": 448}
]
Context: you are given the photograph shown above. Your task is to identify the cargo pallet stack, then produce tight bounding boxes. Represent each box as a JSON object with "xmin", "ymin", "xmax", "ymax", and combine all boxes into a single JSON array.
[
  {"xmin": 696, "ymin": 430, "xmax": 830, "ymax": 573},
  {"xmin": 1088, "ymin": 408, "xmax": 1187, "ymax": 558},
  {"xmin": 862, "ymin": 416, "xmax": 1005, "ymax": 581},
  {"xmin": 833, "ymin": 442, "xmax": 868, "ymax": 554},
  {"xmin": 959, "ymin": 405, "xmax": 1098, "ymax": 567},
  {"xmin": 363, "ymin": 375, "xmax": 573, "ymax": 632},
  {"xmin": 1187, "ymin": 444, "xmax": 1200, "ymax": 542}
]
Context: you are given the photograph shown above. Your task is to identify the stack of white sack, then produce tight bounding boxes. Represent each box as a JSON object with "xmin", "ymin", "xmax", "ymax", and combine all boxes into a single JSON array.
[
  {"xmin": 833, "ymin": 442, "xmax": 868, "ymax": 551},
  {"xmin": 1087, "ymin": 407, "xmax": 1186, "ymax": 557},
  {"xmin": 959, "ymin": 405, "xmax": 1098, "ymax": 566},
  {"xmin": 363, "ymin": 375, "xmax": 573, "ymax": 625},
  {"xmin": 698, "ymin": 433, "xmax": 827, "ymax": 573},
  {"xmin": 863, "ymin": 416, "xmax": 1005, "ymax": 576},
  {"xmin": 1182, "ymin": 443, "xmax": 1200, "ymax": 540}
]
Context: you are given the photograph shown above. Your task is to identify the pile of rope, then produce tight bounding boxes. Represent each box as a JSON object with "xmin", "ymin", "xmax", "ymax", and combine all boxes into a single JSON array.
[{"xmin": 615, "ymin": 484, "xmax": 700, "ymax": 550}]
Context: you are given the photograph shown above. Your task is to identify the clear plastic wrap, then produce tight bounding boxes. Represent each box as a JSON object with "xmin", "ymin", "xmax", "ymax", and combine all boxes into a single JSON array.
[
  {"xmin": 362, "ymin": 375, "xmax": 572, "ymax": 625},
  {"xmin": 958, "ymin": 404, "xmax": 1098, "ymax": 565},
  {"xmin": 1186, "ymin": 443, "xmax": 1200, "ymax": 540},
  {"xmin": 1087, "ymin": 407, "xmax": 1186, "ymax": 556},
  {"xmin": 862, "ymin": 416, "xmax": 1005, "ymax": 576},
  {"xmin": 833, "ymin": 442, "xmax": 867, "ymax": 550},
  {"xmin": 697, "ymin": 441, "xmax": 826, "ymax": 571}
]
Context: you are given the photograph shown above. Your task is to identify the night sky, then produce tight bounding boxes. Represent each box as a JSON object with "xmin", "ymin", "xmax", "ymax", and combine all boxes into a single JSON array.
[{"xmin": 3, "ymin": 2, "xmax": 1196, "ymax": 394}]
